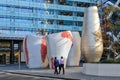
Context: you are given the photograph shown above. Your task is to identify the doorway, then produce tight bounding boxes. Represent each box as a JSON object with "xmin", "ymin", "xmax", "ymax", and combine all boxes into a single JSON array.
[{"xmin": 0, "ymin": 54, "xmax": 6, "ymax": 64}]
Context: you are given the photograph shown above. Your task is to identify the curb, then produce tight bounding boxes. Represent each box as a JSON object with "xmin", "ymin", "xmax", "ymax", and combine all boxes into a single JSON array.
[{"xmin": 1, "ymin": 70, "xmax": 81, "ymax": 80}]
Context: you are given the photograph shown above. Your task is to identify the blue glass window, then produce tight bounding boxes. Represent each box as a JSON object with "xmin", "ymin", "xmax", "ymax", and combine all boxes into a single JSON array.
[
  {"xmin": 0, "ymin": 6, "xmax": 7, "ymax": 10},
  {"xmin": 15, "ymin": 7, "xmax": 32, "ymax": 13},
  {"xmin": 0, "ymin": 30, "xmax": 10, "ymax": 34},
  {"xmin": 37, "ymin": 0, "xmax": 45, "ymax": 3},
  {"xmin": 38, "ymin": 9, "xmax": 45, "ymax": 14},
  {"xmin": 0, "ymin": 18, "xmax": 10, "ymax": 22},
  {"xmin": 20, "ymin": 0, "xmax": 33, "ymax": 2},
  {"xmin": 15, "ymin": 19, "xmax": 32, "ymax": 23}
]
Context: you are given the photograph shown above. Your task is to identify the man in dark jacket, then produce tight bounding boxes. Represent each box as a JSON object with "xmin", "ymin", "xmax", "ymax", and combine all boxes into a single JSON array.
[{"xmin": 54, "ymin": 57, "xmax": 59, "ymax": 74}]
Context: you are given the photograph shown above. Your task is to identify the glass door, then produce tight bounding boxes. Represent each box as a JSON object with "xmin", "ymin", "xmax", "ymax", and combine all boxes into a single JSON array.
[{"xmin": 0, "ymin": 54, "xmax": 6, "ymax": 64}]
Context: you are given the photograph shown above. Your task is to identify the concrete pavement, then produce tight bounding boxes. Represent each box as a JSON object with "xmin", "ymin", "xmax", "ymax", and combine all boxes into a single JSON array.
[{"xmin": 1, "ymin": 63, "xmax": 120, "ymax": 80}]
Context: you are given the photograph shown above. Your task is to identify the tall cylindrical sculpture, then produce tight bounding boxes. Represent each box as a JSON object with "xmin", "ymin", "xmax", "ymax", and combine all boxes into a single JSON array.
[
  {"xmin": 23, "ymin": 35, "xmax": 48, "ymax": 68},
  {"xmin": 81, "ymin": 6, "xmax": 103, "ymax": 62},
  {"xmin": 46, "ymin": 31, "xmax": 73, "ymax": 69},
  {"xmin": 67, "ymin": 32, "xmax": 81, "ymax": 66}
]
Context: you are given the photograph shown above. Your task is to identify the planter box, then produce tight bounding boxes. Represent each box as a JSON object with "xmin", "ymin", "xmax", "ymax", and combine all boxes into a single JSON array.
[{"xmin": 83, "ymin": 63, "xmax": 120, "ymax": 76}]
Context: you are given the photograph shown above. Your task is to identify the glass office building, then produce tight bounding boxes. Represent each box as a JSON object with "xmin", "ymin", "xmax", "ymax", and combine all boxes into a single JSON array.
[
  {"xmin": 0, "ymin": 0, "xmax": 96, "ymax": 35},
  {"xmin": 0, "ymin": 0, "xmax": 96, "ymax": 64}
]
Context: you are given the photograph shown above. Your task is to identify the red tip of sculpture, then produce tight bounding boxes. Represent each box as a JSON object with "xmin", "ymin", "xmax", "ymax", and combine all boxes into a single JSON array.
[{"xmin": 61, "ymin": 31, "xmax": 73, "ymax": 41}]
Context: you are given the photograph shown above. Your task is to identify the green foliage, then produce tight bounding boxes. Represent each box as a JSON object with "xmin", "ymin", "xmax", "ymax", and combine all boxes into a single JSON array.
[
  {"xmin": 101, "ymin": 5, "xmax": 120, "ymax": 60},
  {"xmin": 100, "ymin": 58, "xmax": 120, "ymax": 63}
]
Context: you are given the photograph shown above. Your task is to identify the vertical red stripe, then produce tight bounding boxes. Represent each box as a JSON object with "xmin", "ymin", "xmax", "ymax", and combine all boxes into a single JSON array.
[
  {"xmin": 24, "ymin": 36, "xmax": 29, "ymax": 64},
  {"xmin": 41, "ymin": 37, "xmax": 47, "ymax": 63},
  {"xmin": 51, "ymin": 57, "xmax": 55, "ymax": 69}
]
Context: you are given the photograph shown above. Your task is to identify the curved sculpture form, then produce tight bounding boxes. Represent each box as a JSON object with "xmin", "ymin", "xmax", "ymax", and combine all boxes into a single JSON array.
[
  {"xmin": 81, "ymin": 6, "xmax": 103, "ymax": 62},
  {"xmin": 67, "ymin": 32, "xmax": 81, "ymax": 66},
  {"xmin": 23, "ymin": 35, "xmax": 48, "ymax": 68},
  {"xmin": 46, "ymin": 31, "xmax": 73, "ymax": 69}
]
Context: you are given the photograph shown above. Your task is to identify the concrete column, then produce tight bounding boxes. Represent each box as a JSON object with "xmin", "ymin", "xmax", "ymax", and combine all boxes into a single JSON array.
[
  {"xmin": 33, "ymin": 9, "xmax": 38, "ymax": 27},
  {"xmin": 10, "ymin": 40, "xmax": 14, "ymax": 64},
  {"xmin": 53, "ymin": 0, "xmax": 58, "ymax": 25},
  {"xmin": 10, "ymin": 6, "xmax": 15, "ymax": 34},
  {"xmin": 72, "ymin": 2, "xmax": 77, "ymax": 26},
  {"xmin": 18, "ymin": 42, "xmax": 21, "ymax": 62}
]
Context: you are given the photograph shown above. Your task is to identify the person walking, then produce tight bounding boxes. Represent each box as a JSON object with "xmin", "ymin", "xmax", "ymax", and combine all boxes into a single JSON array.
[
  {"xmin": 54, "ymin": 57, "xmax": 59, "ymax": 74},
  {"xmin": 59, "ymin": 56, "xmax": 65, "ymax": 74}
]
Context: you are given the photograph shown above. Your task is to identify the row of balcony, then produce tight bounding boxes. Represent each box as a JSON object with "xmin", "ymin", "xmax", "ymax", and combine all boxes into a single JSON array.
[
  {"xmin": 0, "ymin": 22, "xmax": 82, "ymax": 31},
  {"xmin": 0, "ymin": 33, "xmax": 25, "ymax": 41},
  {"xmin": 0, "ymin": 11, "xmax": 83, "ymax": 22},
  {"xmin": 0, "ymin": 0, "xmax": 85, "ymax": 12},
  {"xmin": 67, "ymin": 0, "xmax": 95, "ymax": 3}
]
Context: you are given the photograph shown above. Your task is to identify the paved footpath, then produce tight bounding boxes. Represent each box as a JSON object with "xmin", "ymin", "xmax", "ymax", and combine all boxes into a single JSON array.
[{"xmin": 0, "ymin": 64, "xmax": 120, "ymax": 80}]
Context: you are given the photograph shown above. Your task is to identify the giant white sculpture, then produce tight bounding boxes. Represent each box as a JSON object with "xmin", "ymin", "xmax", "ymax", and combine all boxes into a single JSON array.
[
  {"xmin": 46, "ymin": 31, "xmax": 73, "ymax": 69},
  {"xmin": 23, "ymin": 35, "xmax": 48, "ymax": 68},
  {"xmin": 81, "ymin": 6, "xmax": 103, "ymax": 62},
  {"xmin": 67, "ymin": 32, "xmax": 81, "ymax": 66}
]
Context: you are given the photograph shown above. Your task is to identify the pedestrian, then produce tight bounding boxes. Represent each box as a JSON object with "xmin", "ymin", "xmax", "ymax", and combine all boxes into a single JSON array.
[
  {"xmin": 54, "ymin": 57, "xmax": 59, "ymax": 75},
  {"xmin": 59, "ymin": 56, "xmax": 65, "ymax": 74}
]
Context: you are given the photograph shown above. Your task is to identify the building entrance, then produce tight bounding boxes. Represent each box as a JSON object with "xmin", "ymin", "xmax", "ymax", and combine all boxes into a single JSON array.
[
  {"xmin": 0, "ymin": 40, "xmax": 23, "ymax": 64},
  {"xmin": 0, "ymin": 54, "xmax": 6, "ymax": 64}
]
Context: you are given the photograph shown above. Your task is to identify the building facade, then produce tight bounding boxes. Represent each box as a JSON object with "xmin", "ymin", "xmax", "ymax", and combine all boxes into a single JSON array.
[{"xmin": 0, "ymin": 0, "xmax": 96, "ymax": 64}]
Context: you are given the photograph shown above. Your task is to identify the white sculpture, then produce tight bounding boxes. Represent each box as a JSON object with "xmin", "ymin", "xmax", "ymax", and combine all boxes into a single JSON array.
[
  {"xmin": 67, "ymin": 32, "xmax": 81, "ymax": 66},
  {"xmin": 81, "ymin": 6, "xmax": 103, "ymax": 62},
  {"xmin": 23, "ymin": 35, "xmax": 48, "ymax": 68},
  {"xmin": 46, "ymin": 31, "xmax": 73, "ymax": 69}
]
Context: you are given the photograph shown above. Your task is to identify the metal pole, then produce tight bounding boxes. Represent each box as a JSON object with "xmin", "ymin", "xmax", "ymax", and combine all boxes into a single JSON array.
[{"xmin": 19, "ymin": 50, "xmax": 20, "ymax": 70}]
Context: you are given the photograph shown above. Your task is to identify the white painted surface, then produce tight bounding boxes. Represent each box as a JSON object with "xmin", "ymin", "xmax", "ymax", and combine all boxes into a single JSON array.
[
  {"xmin": 67, "ymin": 32, "xmax": 81, "ymax": 66},
  {"xmin": 46, "ymin": 31, "xmax": 73, "ymax": 69},
  {"xmin": 23, "ymin": 35, "xmax": 48, "ymax": 68},
  {"xmin": 83, "ymin": 63, "xmax": 120, "ymax": 76},
  {"xmin": 21, "ymin": 52, "xmax": 25, "ymax": 62}
]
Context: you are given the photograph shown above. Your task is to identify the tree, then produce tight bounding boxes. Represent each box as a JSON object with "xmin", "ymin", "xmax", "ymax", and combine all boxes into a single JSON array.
[{"xmin": 101, "ymin": 5, "xmax": 120, "ymax": 60}]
